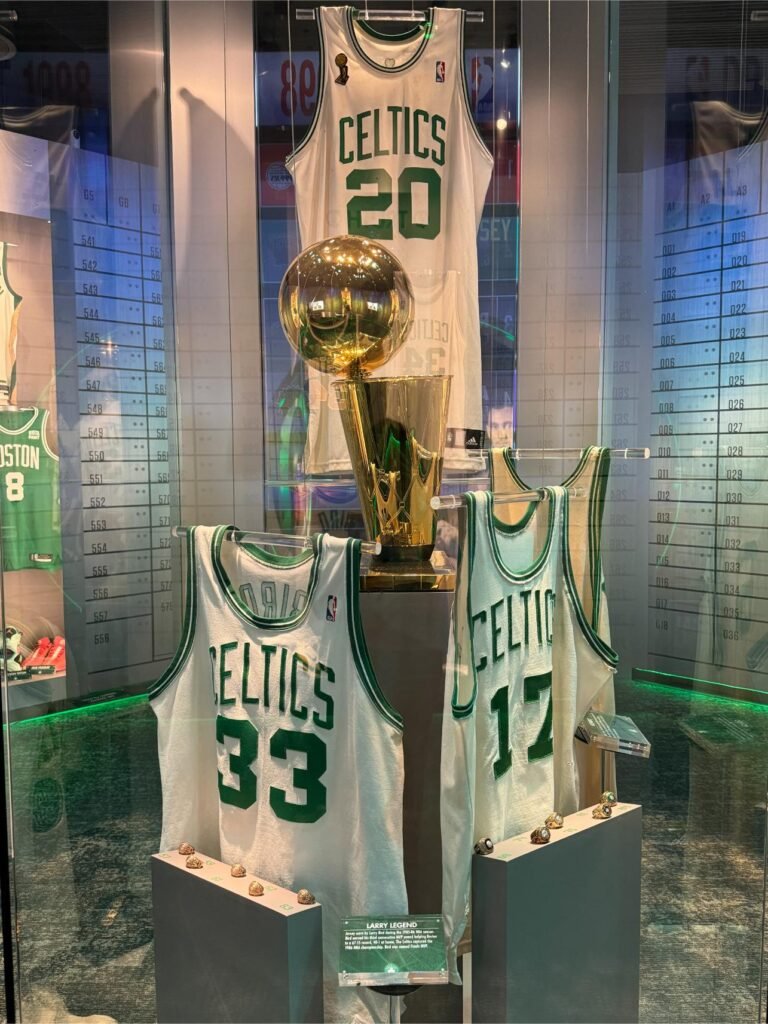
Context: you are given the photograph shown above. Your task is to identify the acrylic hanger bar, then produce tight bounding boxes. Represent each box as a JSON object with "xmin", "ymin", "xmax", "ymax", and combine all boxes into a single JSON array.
[
  {"xmin": 432, "ymin": 487, "xmax": 584, "ymax": 511},
  {"xmin": 495, "ymin": 447, "xmax": 650, "ymax": 460},
  {"xmin": 296, "ymin": 7, "xmax": 484, "ymax": 22},
  {"xmin": 172, "ymin": 526, "xmax": 381, "ymax": 556}
]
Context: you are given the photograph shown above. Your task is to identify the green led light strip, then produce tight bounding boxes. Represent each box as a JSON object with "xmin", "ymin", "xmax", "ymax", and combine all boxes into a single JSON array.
[
  {"xmin": 632, "ymin": 668, "xmax": 768, "ymax": 711},
  {"xmin": 8, "ymin": 693, "xmax": 148, "ymax": 730}
]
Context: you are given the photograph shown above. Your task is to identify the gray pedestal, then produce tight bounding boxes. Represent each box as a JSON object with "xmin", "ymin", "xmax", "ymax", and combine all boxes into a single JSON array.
[
  {"xmin": 472, "ymin": 804, "xmax": 642, "ymax": 1024},
  {"xmin": 152, "ymin": 851, "xmax": 323, "ymax": 1023},
  {"xmin": 361, "ymin": 591, "xmax": 460, "ymax": 1024}
]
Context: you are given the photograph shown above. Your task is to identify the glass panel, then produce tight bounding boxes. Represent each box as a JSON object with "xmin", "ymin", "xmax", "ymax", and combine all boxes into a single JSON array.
[
  {"xmin": 255, "ymin": 0, "xmax": 520, "ymax": 548},
  {"xmin": 603, "ymin": 1, "xmax": 768, "ymax": 1019},
  {"xmin": 0, "ymin": 2, "xmax": 174, "ymax": 1019}
]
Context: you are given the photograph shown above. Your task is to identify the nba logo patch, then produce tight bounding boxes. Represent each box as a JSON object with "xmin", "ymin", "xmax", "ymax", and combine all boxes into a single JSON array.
[
  {"xmin": 326, "ymin": 595, "xmax": 337, "ymax": 622},
  {"xmin": 435, "ymin": 60, "xmax": 446, "ymax": 82}
]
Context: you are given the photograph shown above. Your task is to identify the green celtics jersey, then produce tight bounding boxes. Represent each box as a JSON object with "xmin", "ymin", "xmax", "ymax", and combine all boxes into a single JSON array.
[
  {"xmin": 0, "ymin": 407, "xmax": 61, "ymax": 571},
  {"xmin": 149, "ymin": 527, "xmax": 408, "ymax": 1024}
]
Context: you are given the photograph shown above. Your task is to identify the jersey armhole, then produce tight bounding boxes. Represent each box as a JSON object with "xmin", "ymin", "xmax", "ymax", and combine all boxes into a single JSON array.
[
  {"xmin": 345, "ymin": 539, "xmax": 404, "ymax": 732},
  {"xmin": 451, "ymin": 492, "xmax": 478, "ymax": 718},
  {"xmin": 1, "ymin": 243, "xmax": 22, "ymax": 305},
  {"xmin": 148, "ymin": 526, "xmax": 198, "ymax": 701},
  {"xmin": 40, "ymin": 409, "xmax": 58, "ymax": 462},
  {"xmin": 458, "ymin": 11, "xmax": 494, "ymax": 163},
  {"xmin": 589, "ymin": 448, "xmax": 611, "ymax": 631},
  {"xmin": 561, "ymin": 494, "xmax": 618, "ymax": 669},
  {"xmin": 285, "ymin": 14, "xmax": 327, "ymax": 170}
]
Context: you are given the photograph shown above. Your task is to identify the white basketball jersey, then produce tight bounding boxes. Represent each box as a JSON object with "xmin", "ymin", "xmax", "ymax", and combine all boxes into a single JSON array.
[
  {"xmin": 150, "ymin": 526, "xmax": 408, "ymax": 1023},
  {"xmin": 440, "ymin": 487, "xmax": 565, "ymax": 981},
  {"xmin": 489, "ymin": 447, "xmax": 618, "ymax": 814},
  {"xmin": 287, "ymin": 6, "xmax": 493, "ymax": 474},
  {"xmin": 0, "ymin": 242, "xmax": 22, "ymax": 405}
]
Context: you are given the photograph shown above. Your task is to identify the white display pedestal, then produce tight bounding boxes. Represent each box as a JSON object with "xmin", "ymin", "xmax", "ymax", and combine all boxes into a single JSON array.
[
  {"xmin": 151, "ymin": 851, "xmax": 323, "ymax": 1023},
  {"xmin": 472, "ymin": 804, "xmax": 642, "ymax": 1024}
]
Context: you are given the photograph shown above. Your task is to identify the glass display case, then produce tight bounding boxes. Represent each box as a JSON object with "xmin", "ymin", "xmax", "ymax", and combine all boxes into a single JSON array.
[{"xmin": 0, "ymin": 1, "xmax": 762, "ymax": 1022}]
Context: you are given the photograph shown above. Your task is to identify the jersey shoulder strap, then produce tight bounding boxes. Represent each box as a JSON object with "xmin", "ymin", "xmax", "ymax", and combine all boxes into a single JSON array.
[
  {"xmin": 560, "ymin": 491, "xmax": 617, "ymax": 668},
  {"xmin": 148, "ymin": 525, "xmax": 201, "ymax": 700},
  {"xmin": 343, "ymin": 537, "xmax": 403, "ymax": 731},
  {"xmin": 0, "ymin": 242, "xmax": 21, "ymax": 305},
  {"xmin": 284, "ymin": 7, "xmax": 333, "ymax": 168}
]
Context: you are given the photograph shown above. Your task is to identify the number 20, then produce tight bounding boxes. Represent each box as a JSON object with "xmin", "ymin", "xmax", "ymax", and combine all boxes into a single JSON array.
[{"xmin": 346, "ymin": 167, "xmax": 441, "ymax": 240}]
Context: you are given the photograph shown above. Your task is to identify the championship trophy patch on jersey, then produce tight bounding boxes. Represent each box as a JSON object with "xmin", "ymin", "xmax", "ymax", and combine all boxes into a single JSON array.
[
  {"xmin": 436, "ymin": 60, "xmax": 446, "ymax": 82},
  {"xmin": 334, "ymin": 53, "xmax": 348, "ymax": 85}
]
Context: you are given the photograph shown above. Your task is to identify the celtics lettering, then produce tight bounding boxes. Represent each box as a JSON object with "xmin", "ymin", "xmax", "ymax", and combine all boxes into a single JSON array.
[
  {"xmin": 339, "ymin": 107, "xmax": 446, "ymax": 165},
  {"xmin": 211, "ymin": 640, "xmax": 333, "ymax": 823},
  {"xmin": 471, "ymin": 587, "xmax": 556, "ymax": 672},
  {"xmin": 210, "ymin": 640, "xmax": 334, "ymax": 730}
]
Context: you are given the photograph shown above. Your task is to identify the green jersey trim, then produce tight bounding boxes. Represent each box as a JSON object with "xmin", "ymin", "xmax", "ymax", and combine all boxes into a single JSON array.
[
  {"xmin": 346, "ymin": 5, "xmax": 433, "ymax": 73},
  {"xmin": 459, "ymin": 10, "xmax": 494, "ymax": 159},
  {"xmin": 212, "ymin": 525, "xmax": 323, "ymax": 631},
  {"xmin": 451, "ymin": 491, "xmax": 478, "ymax": 719},
  {"xmin": 486, "ymin": 487, "xmax": 557, "ymax": 584},
  {"xmin": 0, "ymin": 406, "xmax": 39, "ymax": 436},
  {"xmin": 285, "ymin": 10, "xmax": 326, "ymax": 165},
  {"xmin": 561, "ymin": 496, "xmax": 618, "ymax": 667},
  {"xmin": 1, "ymin": 241, "xmax": 22, "ymax": 306},
  {"xmin": 148, "ymin": 526, "xmax": 197, "ymax": 701},
  {"xmin": 589, "ymin": 448, "xmax": 611, "ymax": 630},
  {"xmin": 40, "ymin": 409, "xmax": 59, "ymax": 462},
  {"xmin": 491, "ymin": 491, "xmax": 537, "ymax": 535},
  {"xmin": 240, "ymin": 541, "xmax": 314, "ymax": 569},
  {"xmin": 494, "ymin": 445, "xmax": 608, "ymax": 633},
  {"xmin": 494, "ymin": 444, "xmax": 592, "ymax": 493},
  {"xmin": 356, "ymin": 15, "xmax": 423, "ymax": 42},
  {"xmin": 345, "ymin": 539, "xmax": 404, "ymax": 731}
]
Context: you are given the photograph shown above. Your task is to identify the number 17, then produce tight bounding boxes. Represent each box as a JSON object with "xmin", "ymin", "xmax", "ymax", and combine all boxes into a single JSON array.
[{"xmin": 490, "ymin": 671, "xmax": 553, "ymax": 780}]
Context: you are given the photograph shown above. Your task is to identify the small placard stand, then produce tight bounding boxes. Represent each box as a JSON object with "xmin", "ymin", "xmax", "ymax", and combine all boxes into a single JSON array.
[
  {"xmin": 339, "ymin": 914, "xmax": 448, "ymax": 1024},
  {"xmin": 151, "ymin": 851, "xmax": 323, "ymax": 1023},
  {"xmin": 471, "ymin": 804, "xmax": 642, "ymax": 1024}
]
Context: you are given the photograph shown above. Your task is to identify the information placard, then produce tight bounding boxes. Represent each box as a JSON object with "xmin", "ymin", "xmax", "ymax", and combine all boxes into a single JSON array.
[{"xmin": 339, "ymin": 915, "xmax": 448, "ymax": 988}]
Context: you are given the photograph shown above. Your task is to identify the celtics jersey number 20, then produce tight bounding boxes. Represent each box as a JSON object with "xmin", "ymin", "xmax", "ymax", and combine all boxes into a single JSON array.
[{"xmin": 286, "ymin": 6, "xmax": 493, "ymax": 475}]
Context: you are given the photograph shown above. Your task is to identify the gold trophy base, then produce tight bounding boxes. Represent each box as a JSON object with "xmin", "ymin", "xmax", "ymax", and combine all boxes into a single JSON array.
[
  {"xmin": 361, "ymin": 548, "xmax": 456, "ymax": 592},
  {"xmin": 361, "ymin": 561, "xmax": 455, "ymax": 593}
]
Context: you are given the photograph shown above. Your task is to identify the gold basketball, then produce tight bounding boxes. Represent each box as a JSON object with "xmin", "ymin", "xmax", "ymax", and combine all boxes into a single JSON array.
[{"xmin": 278, "ymin": 235, "xmax": 414, "ymax": 376}]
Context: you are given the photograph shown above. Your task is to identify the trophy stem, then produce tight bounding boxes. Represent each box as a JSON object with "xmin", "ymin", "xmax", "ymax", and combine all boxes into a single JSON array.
[{"xmin": 333, "ymin": 375, "xmax": 452, "ymax": 591}]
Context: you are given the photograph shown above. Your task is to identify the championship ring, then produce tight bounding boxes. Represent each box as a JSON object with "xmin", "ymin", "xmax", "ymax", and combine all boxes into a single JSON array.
[
  {"xmin": 592, "ymin": 804, "xmax": 612, "ymax": 820},
  {"xmin": 178, "ymin": 842, "xmax": 194, "ymax": 856},
  {"xmin": 297, "ymin": 888, "xmax": 316, "ymax": 905},
  {"xmin": 185, "ymin": 854, "xmax": 204, "ymax": 869},
  {"xmin": 601, "ymin": 790, "xmax": 618, "ymax": 807},
  {"xmin": 545, "ymin": 812, "xmax": 564, "ymax": 830},
  {"xmin": 231, "ymin": 864, "xmax": 246, "ymax": 878},
  {"xmin": 530, "ymin": 826, "xmax": 551, "ymax": 845},
  {"xmin": 248, "ymin": 881, "xmax": 265, "ymax": 897},
  {"xmin": 474, "ymin": 837, "xmax": 494, "ymax": 856}
]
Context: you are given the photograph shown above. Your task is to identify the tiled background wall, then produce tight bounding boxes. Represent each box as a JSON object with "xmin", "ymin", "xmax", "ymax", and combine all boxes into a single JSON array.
[{"xmin": 516, "ymin": 0, "xmax": 608, "ymax": 455}]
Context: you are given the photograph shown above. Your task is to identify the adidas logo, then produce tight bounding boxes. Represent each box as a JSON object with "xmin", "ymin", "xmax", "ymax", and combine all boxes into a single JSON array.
[{"xmin": 466, "ymin": 436, "xmax": 479, "ymax": 447}]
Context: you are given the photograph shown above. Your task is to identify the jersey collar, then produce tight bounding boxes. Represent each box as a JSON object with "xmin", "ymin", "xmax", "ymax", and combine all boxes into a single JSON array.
[
  {"xmin": 211, "ymin": 525, "xmax": 323, "ymax": 631},
  {"xmin": 346, "ymin": 6, "xmax": 434, "ymax": 73}
]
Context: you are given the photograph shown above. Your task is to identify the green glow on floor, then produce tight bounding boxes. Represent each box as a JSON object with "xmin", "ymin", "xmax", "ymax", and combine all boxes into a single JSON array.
[
  {"xmin": 628, "ymin": 677, "xmax": 768, "ymax": 715},
  {"xmin": 8, "ymin": 693, "xmax": 148, "ymax": 730}
]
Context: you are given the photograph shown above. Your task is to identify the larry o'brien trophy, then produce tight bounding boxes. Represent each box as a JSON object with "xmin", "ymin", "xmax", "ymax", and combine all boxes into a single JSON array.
[{"xmin": 278, "ymin": 235, "xmax": 451, "ymax": 590}]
